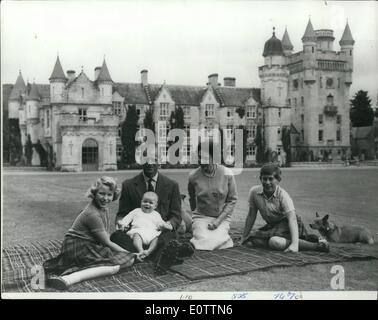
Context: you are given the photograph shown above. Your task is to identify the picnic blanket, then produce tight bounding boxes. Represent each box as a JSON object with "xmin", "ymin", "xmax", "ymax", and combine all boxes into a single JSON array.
[{"xmin": 2, "ymin": 237, "xmax": 378, "ymax": 292}]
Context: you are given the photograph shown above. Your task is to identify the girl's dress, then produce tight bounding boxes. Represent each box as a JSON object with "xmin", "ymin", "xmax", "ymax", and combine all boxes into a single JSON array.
[
  {"xmin": 43, "ymin": 202, "xmax": 135, "ymax": 276},
  {"xmin": 188, "ymin": 165, "xmax": 238, "ymax": 250}
]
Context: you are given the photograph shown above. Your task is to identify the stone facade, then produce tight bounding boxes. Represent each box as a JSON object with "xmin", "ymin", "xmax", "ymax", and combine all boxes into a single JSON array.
[{"xmin": 5, "ymin": 19, "xmax": 354, "ymax": 170}]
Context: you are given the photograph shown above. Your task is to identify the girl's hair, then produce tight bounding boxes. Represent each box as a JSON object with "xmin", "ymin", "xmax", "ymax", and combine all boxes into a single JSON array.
[{"xmin": 86, "ymin": 176, "xmax": 121, "ymax": 201}]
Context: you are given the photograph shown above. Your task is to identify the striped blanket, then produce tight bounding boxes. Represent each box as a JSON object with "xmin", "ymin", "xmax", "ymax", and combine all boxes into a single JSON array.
[{"xmin": 2, "ymin": 237, "xmax": 378, "ymax": 292}]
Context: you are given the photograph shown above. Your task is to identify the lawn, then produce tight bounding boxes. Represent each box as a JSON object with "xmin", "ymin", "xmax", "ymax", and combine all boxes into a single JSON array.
[{"xmin": 2, "ymin": 167, "xmax": 378, "ymax": 291}]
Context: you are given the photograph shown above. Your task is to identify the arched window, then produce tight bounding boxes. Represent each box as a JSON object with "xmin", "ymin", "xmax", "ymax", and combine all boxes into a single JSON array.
[{"xmin": 327, "ymin": 94, "xmax": 334, "ymax": 105}]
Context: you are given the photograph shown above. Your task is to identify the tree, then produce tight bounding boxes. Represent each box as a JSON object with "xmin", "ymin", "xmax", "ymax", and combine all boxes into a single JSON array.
[
  {"xmin": 8, "ymin": 119, "xmax": 22, "ymax": 165},
  {"xmin": 350, "ymin": 90, "xmax": 374, "ymax": 127},
  {"xmin": 121, "ymin": 105, "xmax": 139, "ymax": 164},
  {"xmin": 169, "ymin": 106, "xmax": 185, "ymax": 130},
  {"xmin": 255, "ymin": 124, "xmax": 265, "ymax": 163},
  {"xmin": 143, "ymin": 107, "xmax": 155, "ymax": 133}
]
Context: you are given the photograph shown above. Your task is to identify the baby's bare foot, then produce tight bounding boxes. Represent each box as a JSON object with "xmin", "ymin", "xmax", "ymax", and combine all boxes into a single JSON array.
[{"xmin": 135, "ymin": 253, "xmax": 144, "ymax": 262}]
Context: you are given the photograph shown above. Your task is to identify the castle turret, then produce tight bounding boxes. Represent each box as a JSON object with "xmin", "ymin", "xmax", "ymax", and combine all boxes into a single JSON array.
[
  {"xmin": 302, "ymin": 19, "xmax": 316, "ymax": 83},
  {"xmin": 96, "ymin": 58, "xmax": 113, "ymax": 104},
  {"xmin": 25, "ymin": 82, "xmax": 42, "ymax": 165},
  {"xmin": 282, "ymin": 27, "xmax": 294, "ymax": 56},
  {"xmin": 8, "ymin": 71, "xmax": 27, "ymax": 119},
  {"xmin": 49, "ymin": 56, "xmax": 67, "ymax": 103},
  {"xmin": 259, "ymin": 28, "xmax": 290, "ymax": 160},
  {"xmin": 339, "ymin": 21, "xmax": 355, "ymax": 81}
]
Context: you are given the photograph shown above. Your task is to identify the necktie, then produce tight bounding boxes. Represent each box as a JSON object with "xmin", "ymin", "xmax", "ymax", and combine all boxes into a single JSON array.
[{"xmin": 147, "ymin": 179, "xmax": 154, "ymax": 192}]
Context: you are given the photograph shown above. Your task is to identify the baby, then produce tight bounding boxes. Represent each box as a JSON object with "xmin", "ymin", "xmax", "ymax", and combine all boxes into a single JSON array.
[{"xmin": 117, "ymin": 191, "xmax": 172, "ymax": 260}]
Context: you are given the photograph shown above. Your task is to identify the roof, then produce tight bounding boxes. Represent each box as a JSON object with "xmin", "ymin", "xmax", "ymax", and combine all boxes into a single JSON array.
[
  {"xmin": 302, "ymin": 19, "xmax": 316, "ymax": 42},
  {"xmin": 49, "ymin": 56, "xmax": 67, "ymax": 81},
  {"xmin": 26, "ymin": 83, "xmax": 40, "ymax": 101},
  {"xmin": 263, "ymin": 31, "xmax": 284, "ymax": 57},
  {"xmin": 339, "ymin": 22, "xmax": 355, "ymax": 46},
  {"xmin": 165, "ymin": 85, "xmax": 207, "ymax": 106},
  {"xmin": 9, "ymin": 72, "xmax": 27, "ymax": 101},
  {"xmin": 214, "ymin": 87, "xmax": 260, "ymax": 106},
  {"xmin": 96, "ymin": 59, "xmax": 113, "ymax": 82},
  {"xmin": 113, "ymin": 83, "xmax": 150, "ymax": 104},
  {"xmin": 282, "ymin": 28, "xmax": 294, "ymax": 50}
]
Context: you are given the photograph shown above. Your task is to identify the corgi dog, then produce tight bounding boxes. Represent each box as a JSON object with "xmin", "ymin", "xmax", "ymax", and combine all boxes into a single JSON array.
[{"xmin": 309, "ymin": 212, "xmax": 375, "ymax": 244}]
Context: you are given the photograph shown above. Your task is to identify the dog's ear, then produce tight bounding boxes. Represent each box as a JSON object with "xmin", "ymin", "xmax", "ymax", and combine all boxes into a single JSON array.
[
  {"xmin": 316, "ymin": 212, "xmax": 319, "ymax": 218},
  {"xmin": 322, "ymin": 214, "xmax": 329, "ymax": 222}
]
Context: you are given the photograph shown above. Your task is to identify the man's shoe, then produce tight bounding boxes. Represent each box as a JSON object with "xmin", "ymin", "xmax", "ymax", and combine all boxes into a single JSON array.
[{"xmin": 154, "ymin": 240, "xmax": 181, "ymax": 275}]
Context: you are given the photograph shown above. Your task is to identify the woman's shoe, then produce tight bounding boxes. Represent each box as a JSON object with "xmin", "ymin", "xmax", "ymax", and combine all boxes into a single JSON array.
[{"xmin": 47, "ymin": 275, "xmax": 69, "ymax": 291}]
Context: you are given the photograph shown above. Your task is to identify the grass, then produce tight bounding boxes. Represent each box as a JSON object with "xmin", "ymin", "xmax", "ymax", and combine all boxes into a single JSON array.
[{"xmin": 2, "ymin": 167, "xmax": 378, "ymax": 291}]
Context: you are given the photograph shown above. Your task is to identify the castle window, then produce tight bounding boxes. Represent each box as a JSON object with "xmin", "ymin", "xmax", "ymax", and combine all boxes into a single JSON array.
[
  {"xmin": 301, "ymin": 114, "xmax": 304, "ymax": 122},
  {"xmin": 81, "ymin": 88, "xmax": 84, "ymax": 98},
  {"xmin": 116, "ymin": 145, "xmax": 123, "ymax": 160},
  {"xmin": 159, "ymin": 103, "xmax": 169, "ymax": 117},
  {"xmin": 183, "ymin": 106, "xmax": 191, "ymax": 119},
  {"xmin": 112, "ymin": 101, "xmax": 122, "ymax": 116},
  {"xmin": 336, "ymin": 129, "xmax": 341, "ymax": 141},
  {"xmin": 312, "ymin": 47, "xmax": 314, "ymax": 53},
  {"xmin": 327, "ymin": 94, "xmax": 334, "ymax": 106},
  {"xmin": 205, "ymin": 104, "xmax": 215, "ymax": 118},
  {"xmin": 293, "ymin": 79, "xmax": 299, "ymax": 90},
  {"xmin": 338, "ymin": 78, "xmax": 340, "ymax": 88},
  {"xmin": 318, "ymin": 130, "xmax": 324, "ymax": 142},
  {"xmin": 247, "ymin": 146, "xmax": 256, "ymax": 157},
  {"xmin": 288, "ymin": 99, "xmax": 291, "ymax": 106},
  {"xmin": 118, "ymin": 124, "xmax": 121, "ymax": 137},
  {"xmin": 246, "ymin": 106, "xmax": 256, "ymax": 119},
  {"xmin": 319, "ymin": 114, "xmax": 323, "ymax": 125},
  {"xmin": 46, "ymin": 110, "xmax": 50, "ymax": 128},
  {"xmin": 301, "ymin": 96, "xmax": 304, "ymax": 106},
  {"xmin": 278, "ymin": 109, "xmax": 281, "ymax": 118},
  {"xmin": 301, "ymin": 79, "xmax": 303, "ymax": 88},
  {"xmin": 350, "ymin": 50, "xmax": 352, "ymax": 56},
  {"xmin": 277, "ymin": 146, "xmax": 282, "ymax": 156},
  {"xmin": 320, "ymin": 77, "xmax": 323, "ymax": 88},
  {"xmin": 326, "ymin": 78, "xmax": 334, "ymax": 88},
  {"xmin": 79, "ymin": 108, "xmax": 87, "ymax": 121},
  {"xmin": 336, "ymin": 115, "xmax": 342, "ymax": 124},
  {"xmin": 301, "ymin": 129, "xmax": 304, "ymax": 141},
  {"xmin": 227, "ymin": 107, "xmax": 234, "ymax": 118},
  {"xmin": 277, "ymin": 127, "xmax": 281, "ymax": 136}
]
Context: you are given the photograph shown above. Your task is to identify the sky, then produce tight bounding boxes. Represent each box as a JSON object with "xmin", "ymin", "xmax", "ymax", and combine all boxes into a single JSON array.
[{"xmin": 1, "ymin": 0, "xmax": 377, "ymax": 103}]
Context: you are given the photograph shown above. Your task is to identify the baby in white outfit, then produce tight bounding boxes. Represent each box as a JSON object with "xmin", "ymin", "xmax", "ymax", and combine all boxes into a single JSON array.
[{"xmin": 117, "ymin": 191, "xmax": 172, "ymax": 260}]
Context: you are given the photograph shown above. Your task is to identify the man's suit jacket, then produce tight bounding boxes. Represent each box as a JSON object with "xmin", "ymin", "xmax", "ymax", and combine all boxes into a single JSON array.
[{"xmin": 117, "ymin": 172, "xmax": 182, "ymax": 230}]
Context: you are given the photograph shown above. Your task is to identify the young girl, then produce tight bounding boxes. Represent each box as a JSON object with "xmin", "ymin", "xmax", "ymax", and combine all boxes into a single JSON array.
[{"xmin": 43, "ymin": 176, "xmax": 136, "ymax": 290}]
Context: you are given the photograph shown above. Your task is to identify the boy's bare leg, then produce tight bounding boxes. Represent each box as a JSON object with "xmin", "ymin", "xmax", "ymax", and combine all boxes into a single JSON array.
[
  {"xmin": 140, "ymin": 237, "xmax": 159, "ymax": 259},
  {"xmin": 268, "ymin": 236, "xmax": 325, "ymax": 251}
]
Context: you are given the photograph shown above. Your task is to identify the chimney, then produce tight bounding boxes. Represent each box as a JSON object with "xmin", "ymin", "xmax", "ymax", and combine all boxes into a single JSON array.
[
  {"xmin": 94, "ymin": 66, "xmax": 101, "ymax": 80},
  {"xmin": 141, "ymin": 69, "xmax": 148, "ymax": 86},
  {"xmin": 208, "ymin": 73, "xmax": 218, "ymax": 87},
  {"xmin": 224, "ymin": 77, "xmax": 236, "ymax": 87},
  {"xmin": 66, "ymin": 70, "xmax": 76, "ymax": 82}
]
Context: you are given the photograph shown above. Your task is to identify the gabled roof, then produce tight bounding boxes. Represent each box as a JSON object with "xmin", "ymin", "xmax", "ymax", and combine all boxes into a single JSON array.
[
  {"xmin": 165, "ymin": 85, "xmax": 207, "ymax": 106},
  {"xmin": 96, "ymin": 59, "xmax": 113, "ymax": 83},
  {"xmin": 9, "ymin": 71, "xmax": 27, "ymax": 101},
  {"xmin": 214, "ymin": 87, "xmax": 260, "ymax": 107},
  {"xmin": 113, "ymin": 83, "xmax": 150, "ymax": 104},
  {"xmin": 302, "ymin": 19, "xmax": 316, "ymax": 42},
  {"xmin": 339, "ymin": 22, "xmax": 355, "ymax": 46},
  {"xmin": 49, "ymin": 56, "xmax": 67, "ymax": 81},
  {"xmin": 282, "ymin": 28, "xmax": 294, "ymax": 50}
]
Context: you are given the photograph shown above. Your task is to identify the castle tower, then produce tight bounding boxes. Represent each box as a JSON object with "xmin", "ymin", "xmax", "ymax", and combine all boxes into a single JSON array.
[
  {"xmin": 49, "ymin": 56, "xmax": 67, "ymax": 103},
  {"xmin": 25, "ymin": 82, "xmax": 42, "ymax": 165},
  {"xmin": 302, "ymin": 19, "xmax": 317, "ymax": 83},
  {"xmin": 282, "ymin": 27, "xmax": 294, "ymax": 56},
  {"xmin": 96, "ymin": 58, "xmax": 113, "ymax": 105},
  {"xmin": 8, "ymin": 71, "xmax": 27, "ymax": 119},
  {"xmin": 259, "ymin": 27, "xmax": 290, "ymax": 162},
  {"xmin": 339, "ymin": 21, "xmax": 355, "ymax": 84}
]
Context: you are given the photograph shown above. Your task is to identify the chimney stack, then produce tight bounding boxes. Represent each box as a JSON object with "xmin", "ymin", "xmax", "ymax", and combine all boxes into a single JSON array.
[
  {"xmin": 94, "ymin": 66, "xmax": 101, "ymax": 80},
  {"xmin": 208, "ymin": 73, "xmax": 219, "ymax": 87},
  {"xmin": 141, "ymin": 69, "xmax": 148, "ymax": 86},
  {"xmin": 67, "ymin": 70, "xmax": 76, "ymax": 82},
  {"xmin": 224, "ymin": 77, "xmax": 236, "ymax": 87}
]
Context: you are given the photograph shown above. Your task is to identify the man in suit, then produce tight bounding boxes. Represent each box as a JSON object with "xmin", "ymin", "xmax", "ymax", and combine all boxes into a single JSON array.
[{"xmin": 110, "ymin": 152, "xmax": 193, "ymax": 273}]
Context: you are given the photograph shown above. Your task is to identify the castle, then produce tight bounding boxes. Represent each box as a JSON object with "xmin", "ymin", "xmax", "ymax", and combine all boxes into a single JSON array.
[{"xmin": 4, "ymin": 19, "xmax": 354, "ymax": 171}]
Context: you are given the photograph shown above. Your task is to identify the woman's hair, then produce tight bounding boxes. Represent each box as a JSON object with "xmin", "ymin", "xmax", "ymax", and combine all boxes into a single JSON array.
[
  {"xmin": 260, "ymin": 163, "xmax": 282, "ymax": 181},
  {"xmin": 86, "ymin": 176, "xmax": 121, "ymax": 201}
]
